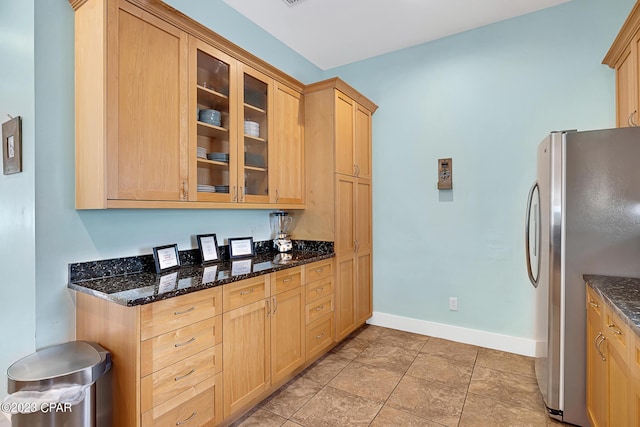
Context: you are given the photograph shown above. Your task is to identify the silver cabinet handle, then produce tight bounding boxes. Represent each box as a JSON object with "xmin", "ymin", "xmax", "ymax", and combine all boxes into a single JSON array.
[
  {"xmin": 272, "ymin": 297, "xmax": 278, "ymax": 314},
  {"xmin": 174, "ymin": 337, "xmax": 196, "ymax": 348},
  {"xmin": 595, "ymin": 333, "xmax": 606, "ymax": 361},
  {"xmin": 354, "ymin": 240, "xmax": 360, "ymax": 252},
  {"xmin": 355, "ymin": 164, "xmax": 360, "ymax": 176},
  {"xmin": 629, "ymin": 110, "xmax": 638, "ymax": 127},
  {"xmin": 240, "ymin": 288, "xmax": 255, "ymax": 296},
  {"xmin": 316, "ymin": 332, "xmax": 325, "ymax": 339},
  {"xmin": 315, "ymin": 305, "xmax": 324, "ymax": 312},
  {"xmin": 315, "ymin": 287, "xmax": 324, "ymax": 293},
  {"xmin": 588, "ymin": 300, "xmax": 599, "ymax": 309},
  {"xmin": 314, "ymin": 268, "xmax": 324, "ymax": 273},
  {"xmin": 607, "ymin": 324, "xmax": 622, "ymax": 335},
  {"xmin": 174, "ymin": 369, "xmax": 196, "ymax": 381},
  {"xmin": 240, "ymin": 186, "xmax": 245, "ymax": 202},
  {"xmin": 176, "ymin": 411, "xmax": 197, "ymax": 425},
  {"xmin": 283, "ymin": 278, "xmax": 293, "ymax": 283},
  {"xmin": 182, "ymin": 180, "xmax": 188, "ymax": 200},
  {"xmin": 266, "ymin": 299, "xmax": 270, "ymax": 317},
  {"xmin": 174, "ymin": 306, "xmax": 195, "ymax": 316},
  {"xmin": 276, "ymin": 188, "xmax": 280, "ymax": 203},
  {"xmin": 232, "ymin": 186, "xmax": 237, "ymax": 202}
]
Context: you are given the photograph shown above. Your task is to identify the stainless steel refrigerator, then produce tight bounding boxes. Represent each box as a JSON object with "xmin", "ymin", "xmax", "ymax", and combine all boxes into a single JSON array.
[{"xmin": 525, "ymin": 127, "xmax": 640, "ymax": 426}]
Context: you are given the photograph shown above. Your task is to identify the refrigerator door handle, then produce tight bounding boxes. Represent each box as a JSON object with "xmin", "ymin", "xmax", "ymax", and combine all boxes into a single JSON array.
[{"xmin": 525, "ymin": 182, "xmax": 540, "ymax": 287}]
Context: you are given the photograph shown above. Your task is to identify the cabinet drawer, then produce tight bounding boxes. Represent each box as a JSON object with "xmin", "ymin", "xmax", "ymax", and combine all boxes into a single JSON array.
[
  {"xmin": 223, "ymin": 275, "xmax": 270, "ymax": 312},
  {"xmin": 306, "ymin": 276, "xmax": 334, "ymax": 304},
  {"xmin": 141, "ymin": 344, "xmax": 222, "ymax": 413},
  {"xmin": 273, "ymin": 267, "xmax": 302, "ymax": 295},
  {"xmin": 305, "ymin": 260, "xmax": 333, "ymax": 283},
  {"xmin": 141, "ymin": 287, "xmax": 222, "ymax": 340},
  {"xmin": 141, "ymin": 316, "xmax": 221, "ymax": 377},
  {"xmin": 604, "ymin": 305, "xmax": 629, "ymax": 358},
  {"xmin": 305, "ymin": 295, "xmax": 334, "ymax": 325},
  {"xmin": 142, "ymin": 373, "xmax": 221, "ymax": 427},
  {"xmin": 586, "ymin": 287, "xmax": 603, "ymax": 318},
  {"xmin": 306, "ymin": 313, "xmax": 334, "ymax": 360}
]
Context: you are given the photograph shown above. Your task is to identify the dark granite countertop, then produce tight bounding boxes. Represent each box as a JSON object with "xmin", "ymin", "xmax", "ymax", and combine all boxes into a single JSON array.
[
  {"xmin": 68, "ymin": 241, "xmax": 333, "ymax": 307},
  {"xmin": 584, "ymin": 275, "xmax": 640, "ymax": 339}
]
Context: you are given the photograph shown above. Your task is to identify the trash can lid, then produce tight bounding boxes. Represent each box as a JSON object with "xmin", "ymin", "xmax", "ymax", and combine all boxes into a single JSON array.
[{"xmin": 7, "ymin": 341, "xmax": 110, "ymax": 383}]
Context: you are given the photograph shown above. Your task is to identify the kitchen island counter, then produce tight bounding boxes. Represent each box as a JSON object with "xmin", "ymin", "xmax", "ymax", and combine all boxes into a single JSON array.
[{"xmin": 584, "ymin": 274, "xmax": 640, "ymax": 339}]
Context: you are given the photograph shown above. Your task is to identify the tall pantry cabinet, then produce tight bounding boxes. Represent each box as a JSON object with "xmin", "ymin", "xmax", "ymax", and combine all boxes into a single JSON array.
[{"xmin": 296, "ymin": 78, "xmax": 377, "ymax": 340}]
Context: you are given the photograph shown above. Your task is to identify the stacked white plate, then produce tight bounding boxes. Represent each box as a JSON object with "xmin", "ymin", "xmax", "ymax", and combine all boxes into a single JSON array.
[
  {"xmin": 244, "ymin": 121, "xmax": 260, "ymax": 137},
  {"xmin": 197, "ymin": 147, "xmax": 207, "ymax": 159},
  {"xmin": 197, "ymin": 184, "xmax": 216, "ymax": 193}
]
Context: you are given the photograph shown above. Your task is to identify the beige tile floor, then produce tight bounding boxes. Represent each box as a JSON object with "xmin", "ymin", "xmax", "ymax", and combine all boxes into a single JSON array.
[{"xmin": 231, "ymin": 325, "xmax": 565, "ymax": 427}]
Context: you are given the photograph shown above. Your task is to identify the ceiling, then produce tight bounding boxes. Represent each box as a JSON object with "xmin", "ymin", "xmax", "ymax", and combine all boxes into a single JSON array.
[{"xmin": 222, "ymin": 0, "xmax": 572, "ymax": 70}]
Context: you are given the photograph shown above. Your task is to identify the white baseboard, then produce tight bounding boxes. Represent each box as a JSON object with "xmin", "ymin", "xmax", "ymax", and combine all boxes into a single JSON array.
[{"xmin": 367, "ymin": 311, "xmax": 539, "ymax": 357}]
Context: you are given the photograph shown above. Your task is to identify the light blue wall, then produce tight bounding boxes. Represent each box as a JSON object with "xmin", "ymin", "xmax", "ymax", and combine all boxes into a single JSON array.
[
  {"xmin": 0, "ymin": 0, "xmax": 36, "ymax": 400},
  {"xmin": 327, "ymin": 0, "xmax": 634, "ymax": 339},
  {"xmin": 32, "ymin": 0, "xmax": 322, "ymax": 351}
]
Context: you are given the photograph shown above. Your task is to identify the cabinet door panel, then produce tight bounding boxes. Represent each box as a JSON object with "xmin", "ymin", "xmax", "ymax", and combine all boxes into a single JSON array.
[
  {"xmin": 356, "ymin": 250, "xmax": 372, "ymax": 324},
  {"xmin": 271, "ymin": 287, "xmax": 305, "ymax": 384},
  {"xmin": 606, "ymin": 341, "xmax": 629, "ymax": 427},
  {"xmin": 223, "ymin": 299, "xmax": 270, "ymax": 418},
  {"xmin": 356, "ymin": 179, "xmax": 372, "ymax": 251},
  {"xmin": 335, "ymin": 91, "xmax": 355, "ymax": 176},
  {"xmin": 239, "ymin": 64, "xmax": 272, "ymax": 204},
  {"xmin": 109, "ymin": 2, "xmax": 188, "ymax": 201},
  {"xmin": 190, "ymin": 38, "xmax": 238, "ymax": 203},
  {"xmin": 335, "ymin": 176, "xmax": 355, "ymax": 254},
  {"xmin": 272, "ymin": 83, "xmax": 304, "ymax": 204},
  {"xmin": 335, "ymin": 255, "xmax": 356, "ymax": 341},
  {"xmin": 617, "ymin": 45, "xmax": 637, "ymax": 128},
  {"xmin": 354, "ymin": 104, "xmax": 372, "ymax": 179},
  {"xmin": 586, "ymin": 291, "xmax": 606, "ymax": 427}
]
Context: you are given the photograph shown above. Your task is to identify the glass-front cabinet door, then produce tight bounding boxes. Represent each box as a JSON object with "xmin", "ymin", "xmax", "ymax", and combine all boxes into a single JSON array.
[
  {"xmin": 238, "ymin": 64, "xmax": 272, "ymax": 204},
  {"xmin": 189, "ymin": 38, "xmax": 238, "ymax": 202}
]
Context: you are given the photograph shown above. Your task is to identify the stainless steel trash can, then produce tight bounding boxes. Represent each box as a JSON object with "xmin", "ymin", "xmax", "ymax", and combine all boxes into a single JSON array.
[{"xmin": 6, "ymin": 341, "xmax": 111, "ymax": 427}]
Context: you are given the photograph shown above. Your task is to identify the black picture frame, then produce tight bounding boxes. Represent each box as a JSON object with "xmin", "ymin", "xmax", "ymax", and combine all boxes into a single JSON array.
[
  {"xmin": 196, "ymin": 234, "xmax": 220, "ymax": 264},
  {"xmin": 228, "ymin": 237, "xmax": 255, "ymax": 259},
  {"xmin": 152, "ymin": 243, "xmax": 180, "ymax": 273}
]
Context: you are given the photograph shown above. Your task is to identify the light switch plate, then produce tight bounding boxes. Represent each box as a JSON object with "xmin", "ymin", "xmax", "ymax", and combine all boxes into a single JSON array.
[{"xmin": 438, "ymin": 158, "xmax": 452, "ymax": 190}]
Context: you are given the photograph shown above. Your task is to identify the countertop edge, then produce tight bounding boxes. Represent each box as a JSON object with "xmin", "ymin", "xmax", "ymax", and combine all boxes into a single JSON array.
[{"xmin": 69, "ymin": 252, "xmax": 335, "ymax": 307}]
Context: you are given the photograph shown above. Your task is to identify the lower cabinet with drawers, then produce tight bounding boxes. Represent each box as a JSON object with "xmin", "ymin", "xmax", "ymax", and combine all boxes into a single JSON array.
[
  {"xmin": 75, "ymin": 259, "xmax": 336, "ymax": 427},
  {"xmin": 585, "ymin": 285, "xmax": 640, "ymax": 427}
]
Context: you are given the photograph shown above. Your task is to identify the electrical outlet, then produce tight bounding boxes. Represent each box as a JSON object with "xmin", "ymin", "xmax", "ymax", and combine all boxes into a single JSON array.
[{"xmin": 449, "ymin": 297, "xmax": 458, "ymax": 311}]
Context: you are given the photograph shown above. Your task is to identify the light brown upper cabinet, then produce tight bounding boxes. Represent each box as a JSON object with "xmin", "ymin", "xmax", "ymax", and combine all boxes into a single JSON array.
[
  {"xmin": 70, "ymin": 0, "xmax": 305, "ymax": 209},
  {"xmin": 335, "ymin": 91, "xmax": 372, "ymax": 179},
  {"xmin": 603, "ymin": 2, "xmax": 640, "ymax": 128},
  {"xmin": 271, "ymin": 83, "xmax": 305, "ymax": 205}
]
